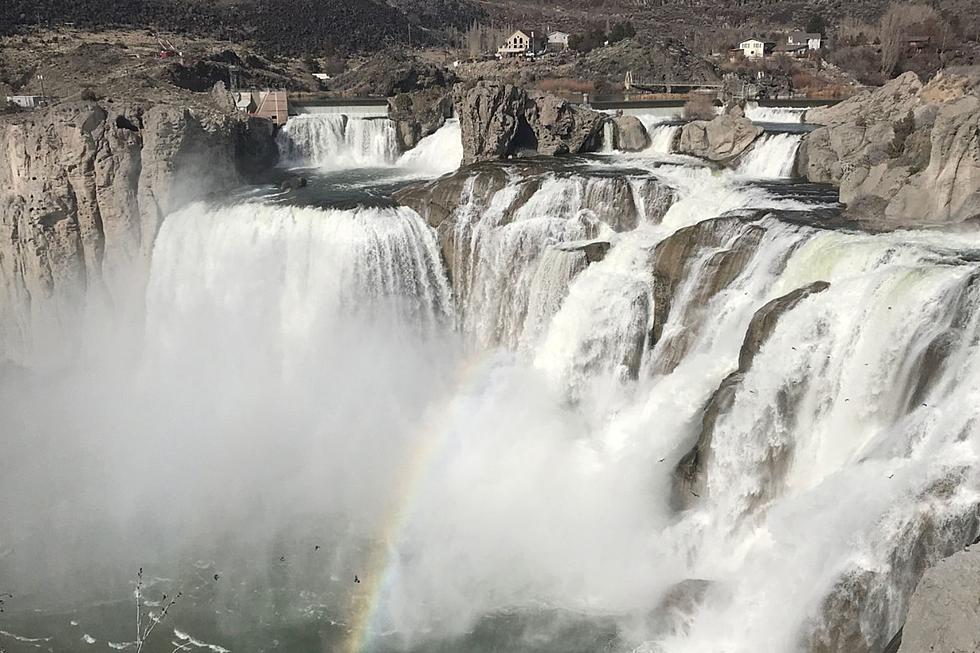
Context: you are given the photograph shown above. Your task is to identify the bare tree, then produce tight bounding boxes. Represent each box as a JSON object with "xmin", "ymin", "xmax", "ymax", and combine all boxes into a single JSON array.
[
  {"xmin": 879, "ymin": 2, "xmax": 944, "ymax": 77},
  {"xmin": 134, "ymin": 568, "xmax": 183, "ymax": 653}
]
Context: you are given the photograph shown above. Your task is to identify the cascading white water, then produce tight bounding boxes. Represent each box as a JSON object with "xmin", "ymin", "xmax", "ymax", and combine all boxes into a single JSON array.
[
  {"xmin": 744, "ymin": 103, "xmax": 807, "ymax": 124},
  {"xmin": 646, "ymin": 124, "xmax": 680, "ymax": 154},
  {"xmin": 396, "ymin": 119, "xmax": 464, "ymax": 175},
  {"xmin": 145, "ymin": 201, "xmax": 452, "ymax": 376},
  {"xmin": 639, "ymin": 227, "xmax": 980, "ymax": 653},
  {"xmin": 601, "ymin": 120, "xmax": 616, "ymax": 153},
  {"xmin": 276, "ymin": 114, "xmax": 462, "ymax": 175},
  {"xmin": 737, "ymin": 132, "xmax": 804, "ymax": 179},
  {"xmin": 276, "ymin": 114, "xmax": 401, "ymax": 169},
  {"xmin": 447, "ymin": 172, "xmax": 674, "ymax": 351}
]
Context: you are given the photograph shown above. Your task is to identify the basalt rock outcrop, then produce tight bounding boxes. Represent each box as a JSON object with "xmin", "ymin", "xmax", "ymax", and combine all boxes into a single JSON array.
[
  {"xmin": 898, "ymin": 546, "xmax": 980, "ymax": 653},
  {"xmin": 678, "ymin": 106, "xmax": 763, "ymax": 163},
  {"xmin": 452, "ymin": 82, "xmax": 606, "ymax": 164},
  {"xmin": 800, "ymin": 71, "xmax": 980, "ymax": 223},
  {"xmin": 611, "ymin": 114, "xmax": 651, "ymax": 152},
  {"xmin": 387, "ymin": 87, "xmax": 453, "ymax": 151},
  {"xmin": 0, "ymin": 100, "xmax": 277, "ymax": 364}
]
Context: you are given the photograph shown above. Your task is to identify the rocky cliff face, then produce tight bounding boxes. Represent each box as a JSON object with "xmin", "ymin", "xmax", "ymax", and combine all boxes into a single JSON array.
[
  {"xmin": 801, "ymin": 71, "xmax": 980, "ymax": 223},
  {"xmin": 898, "ymin": 546, "xmax": 980, "ymax": 653},
  {"xmin": 387, "ymin": 87, "xmax": 453, "ymax": 151},
  {"xmin": 452, "ymin": 82, "xmax": 607, "ymax": 164},
  {"xmin": 611, "ymin": 115, "xmax": 651, "ymax": 152},
  {"xmin": 0, "ymin": 100, "xmax": 277, "ymax": 365}
]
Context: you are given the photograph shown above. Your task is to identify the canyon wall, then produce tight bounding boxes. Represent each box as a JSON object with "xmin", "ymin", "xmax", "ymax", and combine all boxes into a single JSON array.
[
  {"xmin": 801, "ymin": 71, "xmax": 980, "ymax": 223},
  {"xmin": 0, "ymin": 100, "xmax": 277, "ymax": 365}
]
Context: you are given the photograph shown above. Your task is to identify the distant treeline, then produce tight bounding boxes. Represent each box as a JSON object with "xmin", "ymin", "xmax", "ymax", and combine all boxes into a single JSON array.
[{"xmin": 0, "ymin": 0, "xmax": 483, "ymax": 55}]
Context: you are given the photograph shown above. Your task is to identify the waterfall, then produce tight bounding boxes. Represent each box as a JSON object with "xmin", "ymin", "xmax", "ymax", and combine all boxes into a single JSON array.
[
  {"xmin": 601, "ymin": 120, "xmax": 616, "ymax": 153},
  {"xmin": 396, "ymin": 119, "xmax": 463, "ymax": 175},
  {"xmin": 645, "ymin": 227, "xmax": 980, "ymax": 653},
  {"xmin": 444, "ymin": 171, "xmax": 674, "ymax": 350},
  {"xmin": 744, "ymin": 103, "xmax": 807, "ymax": 124},
  {"xmin": 12, "ymin": 102, "xmax": 980, "ymax": 653},
  {"xmin": 277, "ymin": 114, "xmax": 401, "ymax": 169},
  {"xmin": 737, "ymin": 132, "xmax": 803, "ymax": 179},
  {"xmin": 276, "ymin": 114, "xmax": 462, "ymax": 175},
  {"xmin": 646, "ymin": 124, "xmax": 681, "ymax": 154},
  {"xmin": 144, "ymin": 202, "xmax": 452, "ymax": 375}
]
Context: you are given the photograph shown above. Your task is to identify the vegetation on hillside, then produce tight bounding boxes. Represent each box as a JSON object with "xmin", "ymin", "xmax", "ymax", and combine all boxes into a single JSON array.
[{"xmin": 0, "ymin": 0, "xmax": 483, "ymax": 55}]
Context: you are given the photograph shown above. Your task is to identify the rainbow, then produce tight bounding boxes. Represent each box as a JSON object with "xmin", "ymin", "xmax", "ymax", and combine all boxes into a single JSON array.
[{"xmin": 343, "ymin": 353, "xmax": 492, "ymax": 653}]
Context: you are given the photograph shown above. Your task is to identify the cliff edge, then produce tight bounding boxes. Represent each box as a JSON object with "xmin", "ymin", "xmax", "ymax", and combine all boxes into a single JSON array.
[
  {"xmin": 801, "ymin": 70, "xmax": 980, "ymax": 223},
  {"xmin": 0, "ymin": 99, "xmax": 277, "ymax": 365}
]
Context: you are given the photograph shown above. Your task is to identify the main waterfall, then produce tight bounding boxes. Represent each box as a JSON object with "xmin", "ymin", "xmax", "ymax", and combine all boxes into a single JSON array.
[{"xmin": 3, "ymin": 101, "xmax": 980, "ymax": 653}]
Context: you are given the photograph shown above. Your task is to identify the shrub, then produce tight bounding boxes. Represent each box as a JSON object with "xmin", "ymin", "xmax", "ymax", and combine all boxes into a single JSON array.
[{"xmin": 889, "ymin": 110, "xmax": 916, "ymax": 157}]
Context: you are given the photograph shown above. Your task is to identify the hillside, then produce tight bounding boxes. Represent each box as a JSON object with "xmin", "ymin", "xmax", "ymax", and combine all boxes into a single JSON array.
[{"xmin": 0, "ymin": 0, "xmax": 483, "ymax": 55}]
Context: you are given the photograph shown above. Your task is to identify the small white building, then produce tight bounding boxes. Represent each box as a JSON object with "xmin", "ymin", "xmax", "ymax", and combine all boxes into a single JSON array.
[
  {"xmin": 787, "ymin": 31, "xmax": 822, "ymax": 51},
  {"xmin": 498, "ymin": 30, "xmax": 546, "ymax": 58},
  {"xmin": 739, "ymin": 39, "xmax": 768, "ymax": 59},
  {"xmin": 6, "ymin": 95, "xmax": 51, "ymax": 109},
  {"xmin": 548, "ymin": 31, "xmax": 570, "ymax": 50}
]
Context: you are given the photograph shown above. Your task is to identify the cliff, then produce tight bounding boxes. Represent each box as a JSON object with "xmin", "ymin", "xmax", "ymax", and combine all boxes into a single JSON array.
[
  {"xmin": 801, "ymin": 71, "xmax": 980, "ymax": 223},
  {"xmin": 0, "ymin": 100, "xmax": 277, "ymax": 365},
  {"xmin": 898, "ymin": 546, "xmax": 980, "ymax": 652}
]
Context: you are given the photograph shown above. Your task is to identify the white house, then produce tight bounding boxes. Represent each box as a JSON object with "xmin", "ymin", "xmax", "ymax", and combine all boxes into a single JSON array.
[
  {"xmin": 739, "ymin": 39, "xmax": 768, "ymax": 59},
  {"xmin": 548, "ymin": 31, "xmax": 570, "ymax": 50},
  {"xmin": 787, "ymin": 31, "xmax": 822, "ymax": 50},
  {"xmin": 498, "ymin": 30, "xmax": 546, "ymax": 57},
  {"xmin": 5, "ymin": 95, "xmax": 50, "ymax": 109}
]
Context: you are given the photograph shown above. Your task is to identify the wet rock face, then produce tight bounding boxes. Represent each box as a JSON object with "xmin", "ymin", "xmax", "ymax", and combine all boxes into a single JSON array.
[
  {"xmin": 678, "ymin": 112, "xmax": 763, "ymax": 163},
  {"xmin": 899, "ymin": 547, "xmax": 980, "ymax": 653},
  {"xmin": 805, "ymin": 476, "xmax": 980, "ymax": 653},
  {"xmin": 801, "ymin": 71, "xmax": 980, "ymax": 223},
  {"xmin": 453, "ymin": 82, "xmax": 607, "ymax": 164},
  {"xmin": 0, "ymin": 100, "xmax": 278, "ymax": 364},
  {"xmin": 670, "ymin": 280, "xmax": 830, "ymax": 511},
  {"xmin": 396, "ymin": 162, "xmax": 674, "ymax": 285},
  {"xmin": 387, "ymin": 87, "xmax": 453, "ymax": 151},
  {"xmin": 649, "ymin": 216, "xmax": 767, "ymax": 375}
]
